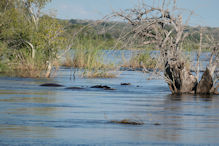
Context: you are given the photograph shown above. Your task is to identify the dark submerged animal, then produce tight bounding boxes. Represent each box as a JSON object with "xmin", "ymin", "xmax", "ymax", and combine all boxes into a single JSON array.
[{"xmin": 40, "ymin": 83, "xmax": 64, "ymax": 87}]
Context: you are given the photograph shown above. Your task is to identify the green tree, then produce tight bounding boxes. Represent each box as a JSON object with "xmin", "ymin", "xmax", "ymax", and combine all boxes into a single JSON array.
[{"xmin": 0, "ymin": 0, "xmax": 69, "ymax": 77}]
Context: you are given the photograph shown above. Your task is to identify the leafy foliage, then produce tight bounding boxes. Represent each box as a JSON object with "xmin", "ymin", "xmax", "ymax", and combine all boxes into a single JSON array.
[{"xmin": 0, "ymin": 0, "xmax": 67, "ymax": 77}]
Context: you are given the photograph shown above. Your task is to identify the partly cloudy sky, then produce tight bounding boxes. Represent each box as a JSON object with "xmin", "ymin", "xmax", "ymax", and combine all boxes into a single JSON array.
[{"xmin": 45, "ymin": 0, "xmax": 219, "ymax": 27}]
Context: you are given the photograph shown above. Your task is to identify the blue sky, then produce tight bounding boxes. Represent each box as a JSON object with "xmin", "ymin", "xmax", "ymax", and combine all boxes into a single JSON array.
[{"xmin": 45, "ymin": 0, "xmax": 219, "ymax": 27}]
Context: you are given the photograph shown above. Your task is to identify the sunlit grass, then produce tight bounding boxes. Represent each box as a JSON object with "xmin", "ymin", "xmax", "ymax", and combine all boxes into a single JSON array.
[
  {"xmin": 82, "ymin": 71, "xmax": 117, "ymax": 78},
  {"xmin": 3, "ymin": 50, "xmax": 59, "ymax": 78},
  {"xmin": 62, "ymin": 35, "xmax": 117, "ymax": 78},
  {"xmin": 121, "ymin": 52, "xmax": 156, "ymax": 70}
]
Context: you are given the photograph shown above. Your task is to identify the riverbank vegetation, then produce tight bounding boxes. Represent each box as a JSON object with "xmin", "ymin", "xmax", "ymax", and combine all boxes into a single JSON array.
[
  {"xmin": 0, "ymin": 0, "xmax": 218, "ymax": 89},
  {"xmin": 0, "ymin": 0, "xmax": 70, "ymax": 78}
]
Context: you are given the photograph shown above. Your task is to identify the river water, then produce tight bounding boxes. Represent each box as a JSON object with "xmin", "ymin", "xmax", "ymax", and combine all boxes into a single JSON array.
[{"xmin": 0, "ymin": 67, "xmax": 219, "ymax": 145}]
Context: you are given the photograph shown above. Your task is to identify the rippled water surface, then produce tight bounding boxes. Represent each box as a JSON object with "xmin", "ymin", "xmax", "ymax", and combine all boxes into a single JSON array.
[{"xmin": 0, "ymin": 68, "xmax": 219, "ymax": 145}]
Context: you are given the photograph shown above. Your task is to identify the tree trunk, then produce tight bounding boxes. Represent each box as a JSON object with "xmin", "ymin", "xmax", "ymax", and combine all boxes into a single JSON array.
[
  {"xmin": 164, "ymin": 58, "xmax": 197, "ymax": 94},
  {"xmin": 164, "ymin": 58, "xmax": 215, "ymax": 94},
  {"xmin": 196, "ymin": 67, "xmax": 213, "ymax": 94},
  {"xmin": 45, "ymin": 61, "xmax": 52, "ymax": 78}
]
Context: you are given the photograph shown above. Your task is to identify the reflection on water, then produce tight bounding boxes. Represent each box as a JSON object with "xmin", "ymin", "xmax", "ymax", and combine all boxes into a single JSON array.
[
  {"xmin": 0, "ymin": 70, "xmax": 219, "ymax": 145},
  {"xmin": 0, "ymin": 124, "xmax": 55, "ymax": 138},
  {"xmin": 0, "ymin": 96, "xmax": 56, "ymax": 103}
]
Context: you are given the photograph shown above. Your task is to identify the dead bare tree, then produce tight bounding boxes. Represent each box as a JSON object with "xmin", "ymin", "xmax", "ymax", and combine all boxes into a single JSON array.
[{"xmin": 112, "ymin": 0, "xmax": 218, "ymax": 94}]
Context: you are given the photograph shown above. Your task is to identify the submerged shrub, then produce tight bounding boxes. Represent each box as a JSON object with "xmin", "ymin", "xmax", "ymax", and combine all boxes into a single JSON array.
[
  {"xmin": 122, "ymin": 51, "xmax": 156, "ymax": 70},
  {"xmin": 83, "ymin": 71, "xmax": 116, "ymax": 78}
]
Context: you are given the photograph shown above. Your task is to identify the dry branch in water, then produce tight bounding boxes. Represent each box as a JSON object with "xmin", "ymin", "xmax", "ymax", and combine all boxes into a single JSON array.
[{"xmin": 112, "ymin": 0, "xmax": 218, "ymax": 94}]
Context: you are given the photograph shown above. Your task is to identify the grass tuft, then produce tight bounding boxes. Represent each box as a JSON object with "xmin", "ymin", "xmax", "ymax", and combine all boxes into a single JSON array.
[
  {"xmin": 83, "ymin": 71, "xmax": 116, "ymax": 78},
  {"xmin": 122, "ymin": 52, "xmax": 156, "ymax": 70}
]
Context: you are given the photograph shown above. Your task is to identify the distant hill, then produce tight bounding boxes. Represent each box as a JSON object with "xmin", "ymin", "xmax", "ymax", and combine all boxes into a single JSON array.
[
  {"xmin": 61, "ymin": 18, "xmax": 219, "ymax": 50},
  {"xmin": 67, "ymin": 19, "xmax": 219, "ymax": 39}
]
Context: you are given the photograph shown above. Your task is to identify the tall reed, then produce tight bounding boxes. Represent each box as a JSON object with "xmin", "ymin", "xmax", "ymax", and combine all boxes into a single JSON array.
[
  {"xmin": 122, "ymin": 51, "xmax": 156, "ymax": 70},
  {"xmin": 62, "ymin": 33, "xmax": 116, "ymax": 78}
]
